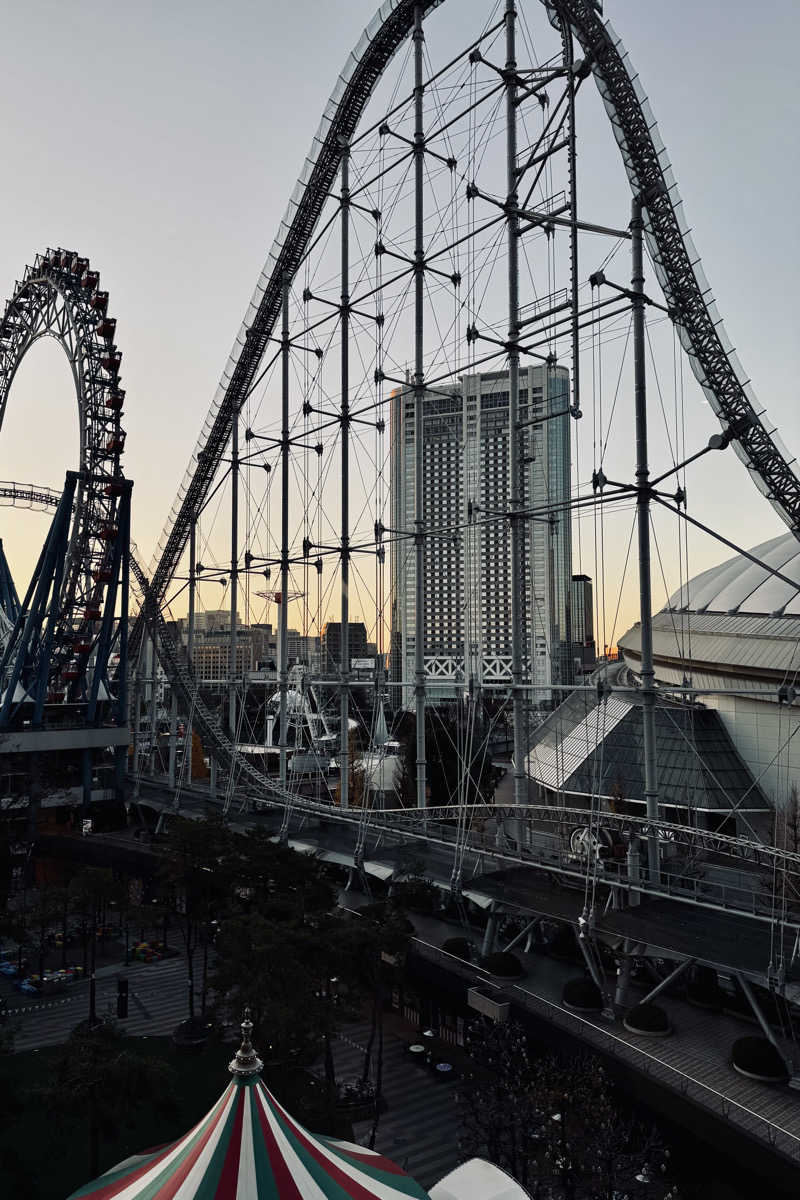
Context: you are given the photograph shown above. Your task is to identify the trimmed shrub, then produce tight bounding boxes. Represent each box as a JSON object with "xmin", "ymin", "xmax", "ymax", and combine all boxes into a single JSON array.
[
  {"xmin": 171, "ymin": 1016, "xmax": 210, "ymax": 1051},
  {"xmin": 442, "ymin": 937, "xmax": 473, "ymax": 962},
  {"xmin": 261, "ymin": 898, "xmax": 297, "ymax": 923},
  {"xmin": 686, "ymin": 965, "xmax": 723, "ymax": 1011},
  {"xmin": 731, "ymin": 1037, "xmax": 789, "ymax": 1084},
  {"xmin": 562, "ymin": 977, "xmax": 603, "ymax": 1013},
  {"xmin": 481, "ymin": 951, "xmax": 523, "ymax": 979},
  {"xmin": 391, "ymin": 878, "xmax": 440, "ymax": 914},
  {"xmin": 623, "ymin": 1002, "xmax": 672, "ymax": 1037},
  {"xmin": 545, "ymin": 925, "xmax": 580, "ymax": 961},
  {"xmin": 356, "ymin": 902, "xmax": 414, "ymax": 934}
]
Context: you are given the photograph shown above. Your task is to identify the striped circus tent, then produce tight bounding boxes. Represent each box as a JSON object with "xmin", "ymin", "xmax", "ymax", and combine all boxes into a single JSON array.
[{"xmin": 67, "ymin": 1013, "xmax": 431, "ymax": 1200}]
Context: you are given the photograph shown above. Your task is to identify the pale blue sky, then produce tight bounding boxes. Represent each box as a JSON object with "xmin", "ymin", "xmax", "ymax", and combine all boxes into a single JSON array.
[{"xmin": 0, "ymin": 0, "xmax": 796, "ymax": 637}]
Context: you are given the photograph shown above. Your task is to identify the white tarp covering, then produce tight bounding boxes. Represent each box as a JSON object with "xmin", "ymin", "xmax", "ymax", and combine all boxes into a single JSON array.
[{"xmin": 430, "ymin": 1159, "xmax": 531, "ymax": 1200}]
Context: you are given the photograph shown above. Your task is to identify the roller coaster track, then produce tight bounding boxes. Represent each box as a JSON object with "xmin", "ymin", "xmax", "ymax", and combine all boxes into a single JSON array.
[
  {"xmin": 0, "ymin": 497, "xmax": 771, "ymax": 902},
  {"xmin": 129, "ymin": 553, "xmax": 288, "ymax": 801},
  {"xmin": 126, "ymin": 545, "xmax": 800, "ymax": 891},
  {"xmin": 136, "ymin": 0, "xmax": 799, "ymax": 668},
  {"xmin": 546, "ymin": 1, "xmax": 800, "ymax": 533},
  {"xmin": 122, "ymin": 2, "xmax": 799, "ymax": 876}
]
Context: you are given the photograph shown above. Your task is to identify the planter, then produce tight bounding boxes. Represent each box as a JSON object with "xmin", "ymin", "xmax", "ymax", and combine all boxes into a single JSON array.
[
  {"xmin": 562, "ymin": 977, "xmax": 603, "ymax": 1013},
  {"xmin": 467, "ymin": 987, "xmax": 510, "ymax": 1023},
  {"xmin": 731, "ymin": 1037, "xmax": 789, "ymax": 1084},
  {"xmin": 623, "ymin": 1002, "xmax": 672, "ymax": 1038}
]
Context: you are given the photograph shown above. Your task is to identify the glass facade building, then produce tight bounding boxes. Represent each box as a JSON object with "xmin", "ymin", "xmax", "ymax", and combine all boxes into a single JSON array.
[
  {"xmin": 571, "ymin": 573, "xmax": 596, "ymax": 673},
  {"xmin": 390, "ymin": 365, "xmax": 573, "ymax": 706}
]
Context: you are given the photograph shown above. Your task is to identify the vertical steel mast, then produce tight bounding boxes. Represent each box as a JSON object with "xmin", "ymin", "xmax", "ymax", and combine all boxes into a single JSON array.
[
  {"xmin": 412, "ymin": 2, "xmax": 427, "ymax": 809},
  {"xmin": 505, "ymin": 0, "xmax": 527, "ymax": 807},
  {"xmin": 186, "ymin": 513, "xmax": 196, "ymax": 783},
  {"xmin": 278, "ymin": 279, "xmax": 291, "ymax": 791},
  {"xmin": 339, "ymin": 142, "xmax": 351, "ymax": 811},
  {"xmin": 148, "ymin": 629, "xmax": 158, "ymax": 774},
  {"xmin": 631, "ymin": 194, "xmax": 660, "ymax": 882},
  {"xmin": 229, "ymin": 400, "xmax": 239, "ymax": 737},
  {"xmin": 564, "ymin": 26, "xmax": 580, "ymax": 421}
]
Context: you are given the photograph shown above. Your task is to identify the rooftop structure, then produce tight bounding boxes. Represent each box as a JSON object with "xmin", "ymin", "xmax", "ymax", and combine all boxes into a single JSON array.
[
  {"xmin": 67, "ymin": 1012, "xmax": 519, "ymax": 1200},
  {"xmin": 67, "ymin": 1012, "xmax": 432, "ymax": 1200},
  {"xmin": 619, "ymin": 532, "xmax": 800, "ymax": 807},
  {"xmin": 525, "ymin": 683, "xmax": 770, "ymax": 832}
]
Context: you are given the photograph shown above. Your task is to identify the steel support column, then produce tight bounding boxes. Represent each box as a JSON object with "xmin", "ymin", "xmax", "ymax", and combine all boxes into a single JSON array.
[
  {"xmin": 503, "ymin": 917, "xmax": 538, "ymax": 953},
  {"xmin": 186, "ymin": 514, "xmax": 196, "ymax": 784},
  {"xmin": 278, "ymin": 278, "xmax": 291, "ymax": 791},
  {"xmin": 736, "ymin": 972, "xmax": 789, "ymax": 1064},
  {"xmin": 632, "ymin": 194, "xmax": 660, "ymax": 883},
  {"xmin": 339, "ymin": 143, "xmax": 351, "ymax": 811},
  {"xmin": 168, "ymin": 695, "xmax": 178, "ymax": 789},
  {"xmin": 481, "ymin": 905, "xmax": 498, "ymax": 958},
  {"xmin": 115, "ymin": 485, "xmax": 131, "ymax": 798},
  {"xmin": 505, "ymin": 0, "xmax": 527, "ymax": 806},
  {"xmin": 564, "ymin": 24, "xmax": 580, "ymax": 419},
  {"xmin": 132, "ymin": 669, "xmax": 141, "ymax": 788},
  {"xmin": 412, "ymin": 2, "xmax": 427, "ymax": 809},
  {"xmin": 229, "ymin": 397, "xmax": 239, "ymax": 737},
  {"xmin": 148, "ymin": 629, "xmax": 158, "ymax": 775},
  {"xmin": 638, "ymin": 957, "xmax": 693, "ymax": 1007}
]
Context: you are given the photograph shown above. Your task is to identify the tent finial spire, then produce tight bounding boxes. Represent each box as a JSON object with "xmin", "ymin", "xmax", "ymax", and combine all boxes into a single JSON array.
[{"xmin": 229, "ymin": 1007, "xmax": 263, "ymax": 1078}]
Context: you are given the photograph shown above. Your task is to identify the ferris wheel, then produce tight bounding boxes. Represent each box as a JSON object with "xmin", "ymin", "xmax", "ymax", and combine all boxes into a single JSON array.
[{"xmin": 0, "ymin": 248, "xmax": 129, "ymax": 706}]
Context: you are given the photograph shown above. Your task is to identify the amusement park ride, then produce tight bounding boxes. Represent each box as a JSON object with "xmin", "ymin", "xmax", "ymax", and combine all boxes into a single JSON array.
[
  {"xmin": 1, "ymin": 0, "xmax": 800, "ymax": 1012},
  {"xmin": 0, "ymin": 250, "xmax": 131, "ymax": 806}
]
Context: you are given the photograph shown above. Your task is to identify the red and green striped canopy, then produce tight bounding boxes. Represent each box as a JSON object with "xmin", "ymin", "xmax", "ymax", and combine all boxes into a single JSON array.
[{"xmin": 67, "ymin": 1073, "xmax": 431, "ymax": 1200}]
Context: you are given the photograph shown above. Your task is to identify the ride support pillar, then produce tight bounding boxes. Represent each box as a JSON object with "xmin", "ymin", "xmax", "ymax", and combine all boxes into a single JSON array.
[
  {"xmin": 412, "ymin": 2, "xmax": 428, "ymax": 810},
  {"xmin": 481, "ymin": 905, "xmax": 498, "ymax": 958},
  {"xmin": 505, "ymin": 0, "xmax": 528, "ymax": 804},
  {"xmin": 631, "ymin": 194, "xmax": 660, "ymax": 884}
]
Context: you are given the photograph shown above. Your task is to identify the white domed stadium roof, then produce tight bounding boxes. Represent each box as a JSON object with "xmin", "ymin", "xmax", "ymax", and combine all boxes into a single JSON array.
[{"xmin": 667, "ymin": 532, "xmax": 800, "ymax": 617}]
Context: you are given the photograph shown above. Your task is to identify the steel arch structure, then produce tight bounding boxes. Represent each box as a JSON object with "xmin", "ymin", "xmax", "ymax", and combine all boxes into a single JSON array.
[{"xmin": 0, "ymin": 249, "xmax": 128, "ymax": 696}]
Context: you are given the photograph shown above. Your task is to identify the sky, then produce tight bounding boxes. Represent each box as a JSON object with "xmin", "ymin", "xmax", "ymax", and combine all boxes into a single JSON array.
[{"xmin": 0, "ymin": 0, "xmax": 797, "ymax": 647}]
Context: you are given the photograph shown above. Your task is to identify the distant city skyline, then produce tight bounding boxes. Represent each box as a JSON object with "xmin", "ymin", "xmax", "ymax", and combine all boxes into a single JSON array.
[{"xmin": 0, "ymin": 0, "xmax": 796, "ymax": 650}]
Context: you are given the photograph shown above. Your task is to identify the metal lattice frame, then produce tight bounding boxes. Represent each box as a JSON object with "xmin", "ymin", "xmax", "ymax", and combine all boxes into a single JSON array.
[
  {"xmin": 125, "ymin": 0, "xmax": 800, "ymax": 884},
  {"xmin": 132, "ymin": 0, "xmax": 446, "ymax": 659},
  {"xmin": 134, "ymin": 0, "xmax": 799, "ymax": 738},
  {"xmin": 0, "ymin": 249, "xmax": 127, "ymax": 690}
]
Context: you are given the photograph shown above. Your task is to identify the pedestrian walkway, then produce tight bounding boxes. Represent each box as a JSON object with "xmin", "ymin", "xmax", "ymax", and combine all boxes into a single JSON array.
[
  {"xmin": 328, "ymin": 1020, "xmax": 463, "ymax": 1190},
  {"xmin": 395, "ymin": 907, "xmax": 800, "ymax": 1168},
  {"xmin": 8, "ymin": 955, "xmax": 203, "ymax": 1051}
]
